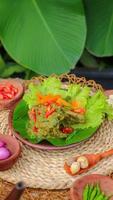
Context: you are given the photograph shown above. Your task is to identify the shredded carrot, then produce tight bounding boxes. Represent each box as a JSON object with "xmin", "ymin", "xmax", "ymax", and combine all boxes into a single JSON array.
[
  {"xmin": 56, "ymin": 98, "xmax": 70, "ymax": 106},
  {"xmin": 71, "ymin": 101, "xmax": 79, "ymax": 108},
  {"xmin": 45, "ymin": 108, "xmax": 56, "ymax": 118},
  {"xmin": 73, "ymin": 108, "xmax": 86, "ymax": 114},
  {"xmin": 37, "ymin": 93, "xmax": 61, "ymax": 104},
  {"xmin": 37, "ymin": 93, "xmax": 70, "ymax": 107},
  {"xmin": 37, "ymin": 93, "xmax": 85, "ymax": 115},
  {"xmin": 71, "ymin": 101, "xmax": 85, "ymax": 114}
]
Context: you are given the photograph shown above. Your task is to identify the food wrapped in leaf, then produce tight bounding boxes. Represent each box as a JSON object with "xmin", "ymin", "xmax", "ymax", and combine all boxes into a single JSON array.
[{"xmin": 13, "ymin": 77, "xmax": 113, "ymax": 146}]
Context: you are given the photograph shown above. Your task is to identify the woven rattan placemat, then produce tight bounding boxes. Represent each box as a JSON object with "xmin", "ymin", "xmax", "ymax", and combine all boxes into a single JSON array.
[{"xmin": 0, "ymin": 109, "xmax": 113, "ymax": 190}]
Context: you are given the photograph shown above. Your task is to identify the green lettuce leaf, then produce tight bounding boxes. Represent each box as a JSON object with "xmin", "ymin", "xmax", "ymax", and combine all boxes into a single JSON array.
[
  {"xmin": 66, "ymin": 84, "xmax": 81, "ymax": 101},
  {"xmin": 72, "ymin": 91, "xmax": 113, "ymax": 129},
  {"xmin": 23, "ymin": 83, "xmax": 39, "ymax": 108},
  {"xmin": 75, "ymin": 86, "xmax": 91, "ymax": 107},
  {"xmin": 42, "ymin": 77, "xmax": 61, "ymax": 91}
]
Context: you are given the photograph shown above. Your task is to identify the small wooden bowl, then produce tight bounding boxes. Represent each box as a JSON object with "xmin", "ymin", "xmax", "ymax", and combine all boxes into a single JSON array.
[
  {"xmin": 0, "ymin": 79, "xmax": 24, "ymax": 109},
  {"xmin": 70, "ymin": 174, "xmax": 113, "ymax": 200},
  {"xmin": 0, "ymin": 134, "xmax": 21, "ymax": 171}
]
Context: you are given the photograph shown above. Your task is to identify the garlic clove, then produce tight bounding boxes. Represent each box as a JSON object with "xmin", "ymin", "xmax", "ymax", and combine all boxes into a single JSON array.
[
  {"xmin": 66, "ymin": 157, "xmax": 75, "ymax": 167},
  {"xmin": 77, "ymin": 156, "xmax": 89, "ymax": 169},
  {"xmin": 70, "ymin": 161, "xmax": 80, "ymax": 174}
]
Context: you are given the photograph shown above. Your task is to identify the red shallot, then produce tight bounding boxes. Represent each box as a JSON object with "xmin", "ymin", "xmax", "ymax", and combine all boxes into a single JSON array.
[{"xmin": 0, "ymin": 147, "xmax": 11, "ymax": 160}]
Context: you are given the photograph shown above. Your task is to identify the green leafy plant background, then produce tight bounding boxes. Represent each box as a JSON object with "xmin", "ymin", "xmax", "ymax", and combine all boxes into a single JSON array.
[{"xmin": 0, "ymin": 0, "xmax": 113, "ymax": 77}]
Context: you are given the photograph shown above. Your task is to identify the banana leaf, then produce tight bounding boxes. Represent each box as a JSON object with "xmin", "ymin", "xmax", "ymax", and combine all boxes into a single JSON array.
[{"xmin": 0, "ymin": 0, "xmax": 86, "ymax": 75}]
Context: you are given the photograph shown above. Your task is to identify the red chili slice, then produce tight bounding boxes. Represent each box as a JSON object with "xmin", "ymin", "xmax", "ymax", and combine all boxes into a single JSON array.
[
  {"xmin": 3, "ymin": 86, "xmax": 11, "ymax": 93},
  {"xmin": 30, "ymin": 108, "xmax": 36, "ymax": 122},
  {"xmin": 0, "ymin": 85, "xmax": 3, "ymax": 91},
  {"xmin": 74, "ymin": 108, "xmax": 86, "ymax": 114},
  {"xmin": 5, "ymin": 93, "xmax": 13, "ymax": 99},
  {"xmin": 0, "ymin": 94, "xmax": 3, "ymax": 100},
  {"xmin": 14, "ymin": 88, "xmax": 18, "ymax": 94},
  {"xmin": 12, "ymin": 86, "xmax": 18, "ymax": 94},
  {"xmin": 2, "ymin": 94, "xmax": 9, "ymax": 99},
  {"xmin": 0, "ymin": 83, "xmax": 18, "ymax": 100},
  {"xmin": 45, "ymin": 108, "xmax": 56, "ymax": 118},
  {"xmin": 10, "ymin": 90, "xmax": 15, "ymax": 96},
  {"xmin": 60, "ymin": 127, "xmax": 73, "ymax": 134},
  {"xmin": 33, "ymin": 126, "xmax": 38, "ymax": 133},
  {"xmin": 38, "ymin": 111, "xmax": 41, "ymax": 115}
]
